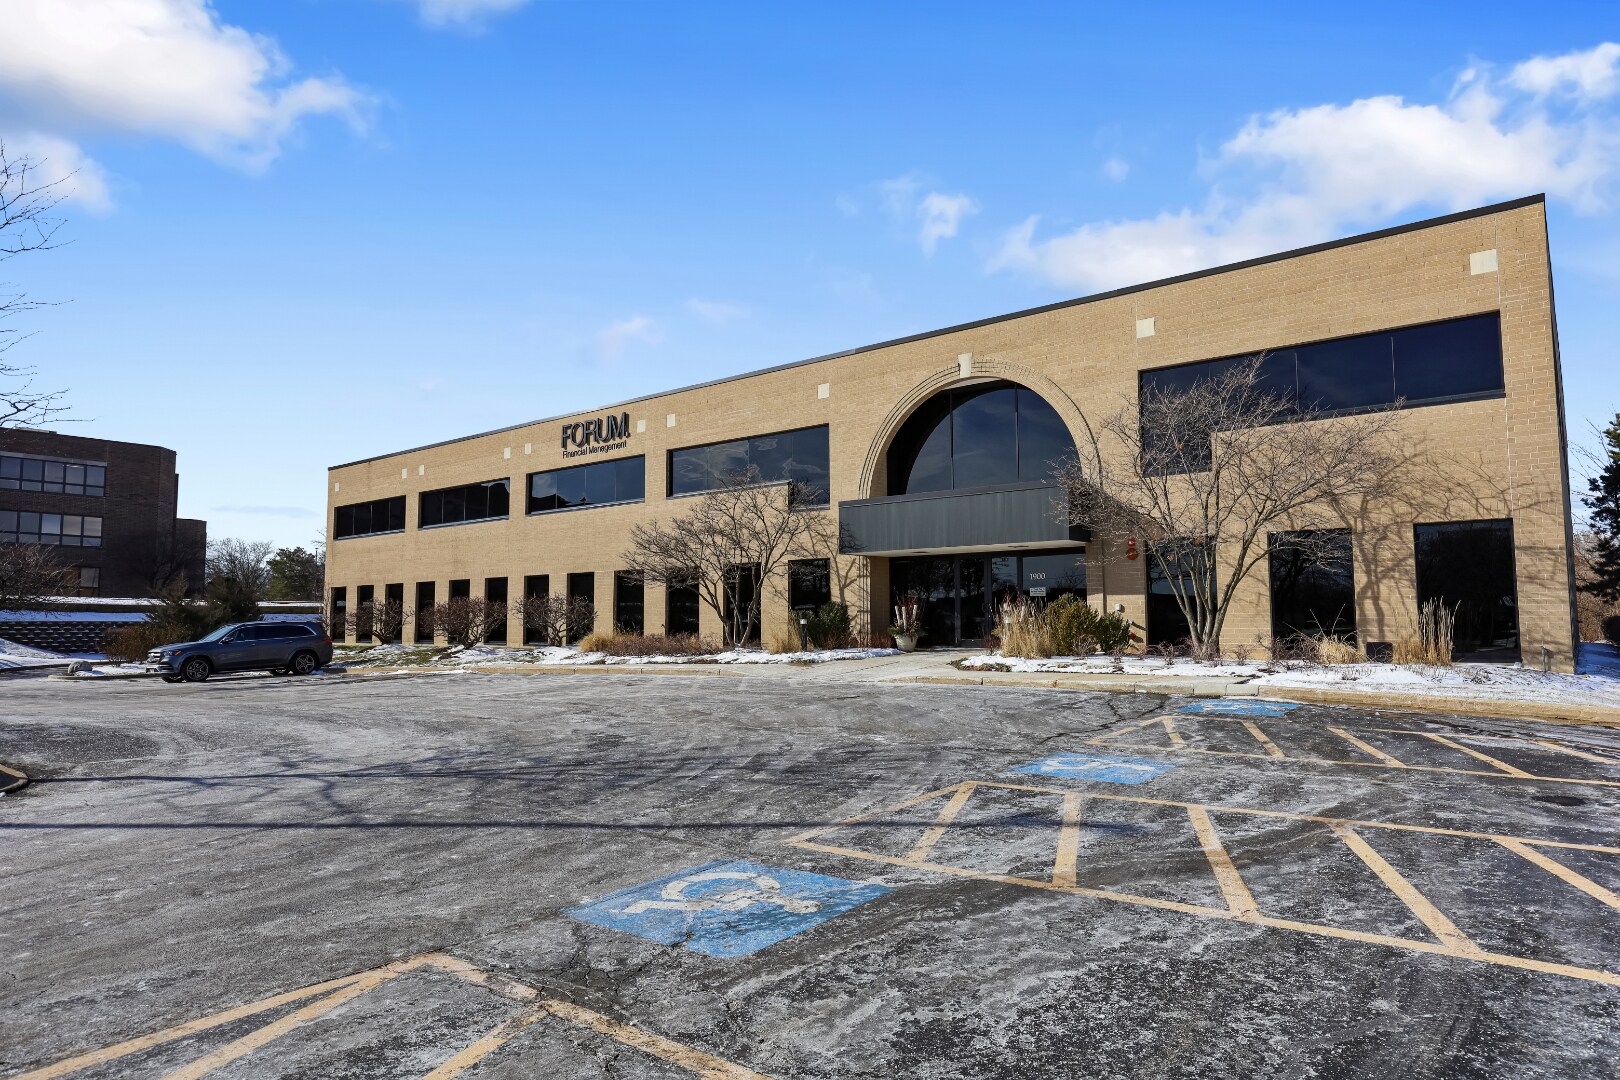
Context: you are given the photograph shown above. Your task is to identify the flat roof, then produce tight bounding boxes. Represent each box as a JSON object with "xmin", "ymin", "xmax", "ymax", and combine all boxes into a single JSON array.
[{"xmin": 331, "ymin": 193, "xmax": 1544, "ymax": 470}]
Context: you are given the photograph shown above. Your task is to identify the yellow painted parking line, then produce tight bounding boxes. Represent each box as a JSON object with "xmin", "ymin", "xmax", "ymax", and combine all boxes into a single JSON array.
[
  {"xmin": 788, "ymin": 781, "xmax": 1620, "ymax": 988},
  {"xmin": 1051, "ymin": 792, "xmax": 1083, "ymax": 887},
  {"xmin": 13, "ymin": 973, "xmax": 371, "ymax": 1080},
  {"xmin": 21, "ymin": 952, "xmax": 774, "ymax": 1079},
  {"xmin": 1325, "ymin": 726, "xmax": 1410, "ymax": 768},
  {"xmin": 1187, "ymin": 806, "xmax": 1260, "ymax": 920},
  {"xmin": 1160, "ymin": 716, "xmax": 1187, "ymax": 748},
  {"xmin": 1089, "ymin": 717, "xmax": 1620, "ymax": 788},
  {"xmin": 904, "ymin": 782, "xmax": 977, "ymax": 863},
  {"xmin": 1402, "ymin": 731, "xmax": 1534, "ymax": 778},
  {"xmin": 1330, "ymin": 824, "xmax": 1481, "ymax": 956},
  {"xmin": 158, "ymin": 969, "xmax": 402, "ymax": 1080},
  {"xmin": 421, "ymin": 1010, "xmax": 547, "ymax": 1079},
  {"xmin": 1240, "ymin": 720, "xmax": 1286, "ymax": 759},
  {"xmin": 1497, "ymin": 839, "xmax": 1620, "ymax": 911}
]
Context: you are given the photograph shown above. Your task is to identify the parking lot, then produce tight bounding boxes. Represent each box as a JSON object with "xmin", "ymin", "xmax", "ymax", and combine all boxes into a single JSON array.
[{"xmin": 2, "ymin": 671, "xmax": 1619, "ymax": 1078}]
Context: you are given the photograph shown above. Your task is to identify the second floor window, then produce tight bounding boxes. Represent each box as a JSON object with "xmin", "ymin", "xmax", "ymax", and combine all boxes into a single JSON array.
[
  {"xmin": 419, "ymin": 479, "xmax": 510, "ymax": 528},
  {"xmin": 1, "ymin": 455, "xmax": 105, "ymax": 496}
]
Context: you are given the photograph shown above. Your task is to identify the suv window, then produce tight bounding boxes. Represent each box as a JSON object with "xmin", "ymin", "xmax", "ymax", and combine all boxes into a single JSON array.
[{"xmin": 275, "ymin": 624, "xmax": 315, "ymax": 638}]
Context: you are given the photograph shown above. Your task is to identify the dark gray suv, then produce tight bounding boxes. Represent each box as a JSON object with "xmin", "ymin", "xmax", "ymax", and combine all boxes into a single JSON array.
[{"xmin": 144, "ymin": 621, "xmax": 334, "ymax": 683}]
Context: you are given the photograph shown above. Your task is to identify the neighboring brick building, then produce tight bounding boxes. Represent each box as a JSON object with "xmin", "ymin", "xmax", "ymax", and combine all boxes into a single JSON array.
[
  {"xmin": 325, "ymin": 196, "xmax": 1580, "ymax": 669},
  {"xmin": 0, "ymin": 430, "xmax": 206, "ymax": 598}
]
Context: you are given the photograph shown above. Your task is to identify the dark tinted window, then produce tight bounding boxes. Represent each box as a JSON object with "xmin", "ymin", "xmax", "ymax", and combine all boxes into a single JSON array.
[
  {"xmin": 334, "ymin": 496, "xmax": 406, "ymax": 539},
  {"xmin": 414, "ymin": 582, "xmax": 435, "ymax": 643},
  {"xmin": 1020, "ymin": 551, "xmax": 1086, "ymax": 601},
  {"xmin": 614, "ymin": 571, "xmax": 644, "ymax": 635},
  {"xmin": 449, "ymin": 578, "xmax": 470, "ymax": 599},
  {"xmin": 669, "ymin": 425, "xmax": 829, "ymax": 505},
  {"xmin": 1, "ymin": 511, "xmax": 102, "ymax": 546},
  {"xmin": 522, "ymin": 575, "xmax": 549, "ymax": 644},
  {"xmin": 485, "ymin": 577, "xmax": 508, "ymax": 643},
  {"xmin": 419, "ymin": 480, "xmax": 509, "ymax": 528},
  {"xmin": 789, "ymin": 559, "xmax": 832, "ymax": 610},
  {"xmin": 1394, "ymin": 313, "xmax": 1504, "ymax": 402},
  {"xmin": 1139, "ymin": 313, "xmax": 1505, "ymax": 472},
  {"xmin": 567, "ymin": 572, "xmax": 595, "ymax": 641},
  {"xmin": 1269, "ymin": 530, "xmax": 1356, "ymax": 641},
  {"xmin": 667, "ymin": 574, "xmax": 701, "ymax": 636},
  {"xmin": 1414, "ymin": 519, "xmax": 1519, "ymax": 662},
  {"xmin": 527, "ymin": 456, "xmax": 644, "ymax": 513},
  {"xmin": 0, "ymin": 454, "xmax": 105, "ymax": 495},
  {"xmin": 887, "ymin": 382, "xmax": 1076, "ymax": 495}
]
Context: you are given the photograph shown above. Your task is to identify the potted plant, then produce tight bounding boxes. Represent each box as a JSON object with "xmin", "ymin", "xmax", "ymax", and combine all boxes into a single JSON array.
[{"xmin": 890, "ymin": 594, "xmax": 922, "ymax": 652}]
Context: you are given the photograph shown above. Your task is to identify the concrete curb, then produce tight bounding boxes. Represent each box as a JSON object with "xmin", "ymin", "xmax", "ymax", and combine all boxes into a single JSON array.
[{"xmin": 0, "ymin": 760, "xmax": 29, "ymax": 795}]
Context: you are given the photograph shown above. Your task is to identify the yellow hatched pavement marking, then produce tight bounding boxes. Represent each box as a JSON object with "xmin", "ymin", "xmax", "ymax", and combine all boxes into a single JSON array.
[
  {"xmin": 1497, "ymin": 840, "xmax": 1620, "ymax": 911},
  {"xmin": 21, "ymin": 953, "xmax": 773, "ymax": 1080},
  {"xmin": 788, "ymin": 780, "xmax": 1620, "ymax": 987},
  {"xmin": 1329, "ymin": 824, "xmax": 1481, "ymax": 956},
  {"xmin": 903, "ymin": 782, "xmax": 977, "ymax": 863},
  {"xmin": 1187, "ymin": 806, "xmax": 1261, "ymax": 920},
  {"xmin": 1403, "ymin": 731, "xmax": 1535, "ymax": 778},
  {"xmin": 1051, "ymin": 792, "xmax": 1085, "ymax": 887},
  {"xmin": 1325, "ymin": 726, "xmax": 1410, "ymax": 768},
  {"xmin": 1240, "ymin": 720, "xmax": 1286, "ymax": 759},
  {"xmin": 1088, "ymin": 716, "xmax": 1620, "ymax": 788}
]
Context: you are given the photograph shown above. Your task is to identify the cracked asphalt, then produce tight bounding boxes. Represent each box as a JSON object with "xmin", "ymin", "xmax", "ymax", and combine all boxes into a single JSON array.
[{"xmin": 2, "ymin": 671, "xmax": 1618, "ymax": 1078}]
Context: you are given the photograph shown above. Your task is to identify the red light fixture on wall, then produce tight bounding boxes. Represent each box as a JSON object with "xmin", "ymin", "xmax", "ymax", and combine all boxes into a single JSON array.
[{"xmin": 1125, "ymin": 537, "xmax": 1139, "ymax": 561}]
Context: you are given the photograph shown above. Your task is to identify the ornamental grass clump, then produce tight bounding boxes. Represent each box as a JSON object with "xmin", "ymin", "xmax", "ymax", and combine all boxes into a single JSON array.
[{"xmin": 996, "ymin": 595, "xmax": 1132, "ymax": 659}]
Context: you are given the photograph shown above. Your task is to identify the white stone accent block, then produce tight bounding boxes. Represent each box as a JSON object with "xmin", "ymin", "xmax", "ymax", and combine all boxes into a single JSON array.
[
  {"xmin": 818, "ymin": 383, "xmax": 830, "ymax": 399},
  {"xmin": 1136, "ymin": 317, "xmax": 1156, "ymax": 338},
  {"xmin": 1471, "ymin": 248, "xmax": 1498, "ymax": 275}
]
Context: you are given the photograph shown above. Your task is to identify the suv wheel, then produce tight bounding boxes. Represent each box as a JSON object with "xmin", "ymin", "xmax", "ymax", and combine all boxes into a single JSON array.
[
  {"xmin": 290, "ymin": 651, "xmax": 319, "ymax": 675},
  {"xmin": 181, "ymin": 657, "xmax": 212, "ymax": 683}
]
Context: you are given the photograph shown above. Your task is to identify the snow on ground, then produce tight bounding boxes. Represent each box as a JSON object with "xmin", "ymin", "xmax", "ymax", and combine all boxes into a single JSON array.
[
  {"xmin": 0, "ymin": 638, "xmax": 117, "ymax": 672},
  {"xmin": 337, "ymin": 643, "xmax": 901, "ymax": 669},
  {"xmin": 963, "ymin": 642, "xmax": 1620, "ymax": 710},
  {"xmin": 0, "ymin": 610, "xmax": 150, "ymax": 623}
]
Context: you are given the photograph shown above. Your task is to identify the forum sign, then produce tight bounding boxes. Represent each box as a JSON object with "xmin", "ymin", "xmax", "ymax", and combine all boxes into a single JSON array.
[{"xmin": 561, "ymin": 412, "xmax": 633, "ymax": 459}]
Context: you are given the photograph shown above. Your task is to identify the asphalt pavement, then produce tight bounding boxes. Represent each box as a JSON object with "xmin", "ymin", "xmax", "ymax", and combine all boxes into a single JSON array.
[{"xmin": 2, "ymin": 670, "xmax": 1618, "ymax": 1078}]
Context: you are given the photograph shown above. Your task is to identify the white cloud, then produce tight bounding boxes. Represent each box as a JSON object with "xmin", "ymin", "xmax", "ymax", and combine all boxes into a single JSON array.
[
  {"xmin": 917, "ymin": 192, "xmax": 978, "ymax": 255},
  {"xmin": 1509, "ymin": 42, "xmax": 1620, "ymax": 102},
  {"xmin": 0, "ymin": 0, "xmax": 370, "ymax": 170},
  {"xmin": 411, "ymin": 0, "xmax": 534, "ymax": 29},
  {"xmin": 1, "ymin": 132, "xmax": 112, "ymax": 213},
  {"xmin": 596, "ymin": 314, "xmax": 658, "ymax": 364},
  {"xmin": 878, "ymin": 173, "xmax": 978, "ymax": 254},
  {"xmin": 686, "ymin": 298, "xmax": 748, "ymax": 325},
  {"xmin": 1102, "ymin": 156, "xmax": 1130, "ymax": 183},
  {"xmin": 993, "ymin": 44, "xmax": 1620, "ymax": 292}
]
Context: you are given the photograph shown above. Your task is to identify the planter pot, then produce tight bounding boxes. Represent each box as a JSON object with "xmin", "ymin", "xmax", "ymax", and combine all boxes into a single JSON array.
[{"xmin": 893, "ymin": 633, "xmax": 917, "ymax": 652}]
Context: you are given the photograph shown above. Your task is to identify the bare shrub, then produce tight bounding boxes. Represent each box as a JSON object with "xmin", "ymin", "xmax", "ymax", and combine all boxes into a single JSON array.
[
  {"xmin": 520, "ymin": 594, "xmax": 595, "ymax": 645},
  {"xmin": 350, "ymin": 597, "xmax": 405, "ymax": 644},
  {"xmin": 0, "ymin": 541, "xmax": 72, "ymax": 610},
  {"xmin": 102, "ymin": 622, "xmax": 169, "ymax": 662},
  {"xmin": 577, "ymin": 632, "xmax": 718, "ymax": 657},
  {"xmin": 429, "ymin": 596, "xmax": 508, "ymax": 647}
]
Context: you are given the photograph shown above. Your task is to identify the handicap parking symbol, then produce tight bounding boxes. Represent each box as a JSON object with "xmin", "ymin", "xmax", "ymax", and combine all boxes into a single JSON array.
[
  {"xmin": 1009, "ymin": 752, "xmax": 1178, "ymax": 785},
  {"xmin": 565, "ymin": 859, "xmax": 891, "ymax": 958},
  {"xmin": 1177, "ymin": 699, "xmax": 1299, "ymax": 717}
]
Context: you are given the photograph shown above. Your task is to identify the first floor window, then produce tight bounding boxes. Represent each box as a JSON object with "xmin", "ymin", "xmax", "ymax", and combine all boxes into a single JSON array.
[
  {"xmin": 1268, "ymin": 530, "xmax": 1355, "ymax": 643},
  {"xmin": 567, "ymin": 572, "xmax": 596, "ymax": 641},
  {"xmin": 666, "ymin": 574, "xmax": 700, "ymax": 637},
  {"xmin": 1414, "ymin": 519, "xmax": 1519, "ymax": 662},
  {"xmin": 485, "ymin": 577, "xmax": 509, "ymax": 643},
  {"xmin": 614, "ymin": 571, "xmax": 644, "ymax": 635},
  {"xmin": 724, "ymin": 564, "xmax": 762, "ymax": 644},
  {"xmin": 415, "ymin": 582, "xmax": 436, "ymax": 643},
  {"xmin": 523, "ymin": 575, "xmax": 549, "ymax": 644},
  {"xmin": 1147, "ymin": 541, "xmax": 1211, "ymax": 649},
  {"xmin": 788, "ymin": 559, "xmax": 831, "ymax": 611},
  {"xmin": 355, "ymin": 585, "xmax": 374, "ymax": 643},
  {"xmin": 77, "ymin": 566, "xmax": 100, "ymax": 595},
  {"xmin": 330, "ymin": 587, "xmax": 348, "ymax": 642}
]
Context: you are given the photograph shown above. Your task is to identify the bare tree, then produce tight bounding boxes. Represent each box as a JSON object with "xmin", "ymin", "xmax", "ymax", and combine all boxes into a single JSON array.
[
  {"xmin": 519, "ymin": 593, "xmax": 594, "ymax": 645},
  {"xmin": 428, "ymin": 596, "xmax": 508, "ymax": 647},
  {"xmin": 351, "ymin": 595, "xmax": 406, "ymax": 644},
  {"xmin": 1, "ymin": 141, "xmax": 72, "ymax": 429},
  {"xmin": 1055, "ymin": 355, "xmax": 1405, "ymax": 657},
  {"xmin": 0, "ymin": 541, "xmax": 73, "ymax": 611},
  {"xmin": 623, "ymin": 471, "xmax": 829, "ymax": 645},
  {"xmin": 205, "ymin": 537, "xmax": 274, "ymax": 621}
]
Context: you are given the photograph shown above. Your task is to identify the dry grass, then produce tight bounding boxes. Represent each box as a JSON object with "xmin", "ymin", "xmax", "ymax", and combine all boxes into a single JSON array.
[
  {"xmin": 579, "ymin": 632, "xmax": 719, "ymax": 657},
  {"xmin": 1314, "ymin": 637, "xmax": 1365, "ymax": 665},
  {"xmin": 768, "ymin": 633, "xmax": 801, "ymax": 654}
]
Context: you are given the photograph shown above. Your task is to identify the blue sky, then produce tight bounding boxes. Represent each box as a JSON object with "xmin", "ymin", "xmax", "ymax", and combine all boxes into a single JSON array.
[{"xmin": 2, "ymin": 1, "xmax": 1618, "ymax": 549}]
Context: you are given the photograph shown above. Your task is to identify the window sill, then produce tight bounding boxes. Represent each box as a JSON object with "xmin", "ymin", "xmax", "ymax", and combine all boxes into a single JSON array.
[
  {"xmin": 334, "ymin": 529, "xmax": 407, "ymax": 541},
  {"xmin": 418, "ymin": 516, "xmax": 510, "ymax": 530},
  {"xmin": 526, "ymin": 499, "xmax": 644, "ymax": 516}
]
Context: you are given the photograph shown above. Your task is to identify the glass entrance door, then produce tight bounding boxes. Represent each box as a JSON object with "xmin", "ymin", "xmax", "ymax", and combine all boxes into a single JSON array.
[{"xmin": 891, "ymin": 549, "xmax": 1087, "ymax": 647}]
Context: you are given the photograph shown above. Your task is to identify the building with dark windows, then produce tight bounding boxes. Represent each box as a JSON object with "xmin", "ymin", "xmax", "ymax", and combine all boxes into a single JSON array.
[
  {"xmin": 0, "ymin": 430, "xmax": 206, "ymax": 598},
  {"xmin": 326, "ymin": 196, "xmax": 1579, "ymax": 668}
]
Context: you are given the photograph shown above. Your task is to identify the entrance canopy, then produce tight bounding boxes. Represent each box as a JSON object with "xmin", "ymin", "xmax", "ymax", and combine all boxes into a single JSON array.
[{"xmin": 837, "ymin": 481, "xmax": 1086, "ymax": 557}]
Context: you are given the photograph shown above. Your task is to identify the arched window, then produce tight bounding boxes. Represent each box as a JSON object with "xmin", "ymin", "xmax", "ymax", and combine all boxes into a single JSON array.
[{"xmin": 886, "ymin": 382, "xmax": 1075, "ymax": 496}]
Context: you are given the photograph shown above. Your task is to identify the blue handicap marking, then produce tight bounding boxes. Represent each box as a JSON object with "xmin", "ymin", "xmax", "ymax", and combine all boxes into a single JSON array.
[
  {"xmin": 1177, "ymin": 699, "xmax": 1300, "ymax": 717},
  {"xmin": 564, "ymin": 859, "xmax": 891, "ymax": 958},
  {"xmin": 1008, "ymin": 752, "xmax": 1178, "ymax": 785}
]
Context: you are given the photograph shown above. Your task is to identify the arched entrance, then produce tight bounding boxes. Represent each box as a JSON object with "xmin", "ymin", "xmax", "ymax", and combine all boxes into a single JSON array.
[{"xmin": 840, "ymin": 374, "xmax": 1090, "ymax": 646}]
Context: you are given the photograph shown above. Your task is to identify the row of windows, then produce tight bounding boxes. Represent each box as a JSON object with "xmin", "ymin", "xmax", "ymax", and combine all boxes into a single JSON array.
[
  {"xmin": 333, "ymin": 496, "xmax": 406, "ymax": 539},
  {"xmin": 0, "ymin": 454, "xmax": 106, "ymax": 496},
  {"xmin": 419, "ymin": 479, "xmax": 511, "ymax": 528},
  {"xmin": 1139, "ymin": 312, "xmax": 1505, "ymax": 469},
  {"xmin": 887, "ymin": 384, "xmax": 1074, "ymax": 496},
  {"xmin": 0, "ymin": 510, "xmax": 103, "ymax": 546},
  {"xmin": 334, "ymin": 426, "xmax": 831, "ymax": 539},
  {"xmin": 669, "ymin": 425, "xmax": 830, "ymax": 504},
  {"xmin": 528, "ymin": 456, "xmax": 645, "ymax": 514}
]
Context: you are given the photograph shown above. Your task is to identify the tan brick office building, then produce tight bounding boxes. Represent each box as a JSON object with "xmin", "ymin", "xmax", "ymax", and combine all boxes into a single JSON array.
[{"xmin": 325, "ymin": 196, "xmax": 1580, "ymax": 668}]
